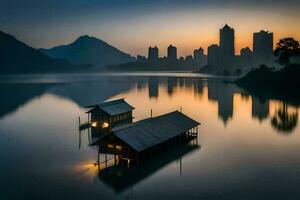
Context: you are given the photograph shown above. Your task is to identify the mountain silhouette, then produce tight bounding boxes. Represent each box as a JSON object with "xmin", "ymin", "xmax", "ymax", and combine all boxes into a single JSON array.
[
  {"xmin": 0, "ymin": 30, "xmax": 93, "ymax": 74},
  {"xmin": 40, "ymin": 35, "xmax": 135, "ymax": 68}
]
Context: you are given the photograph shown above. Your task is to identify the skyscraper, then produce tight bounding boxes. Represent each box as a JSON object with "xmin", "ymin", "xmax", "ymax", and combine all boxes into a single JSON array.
[
  {"xmin": 253, "ymin": 30, "xmax": 274, "ymax": 66},
  {"xmin": 194, "ymin": 47, "xmax": 207, "ymax": 69},
  {"xmin": 219, "ymin": 24, "xmax": 235, "ymax": 69},
  {"xmin": 207, "ymin": 44, "xmax": 220, "ymax": 69},
  {"xmin": 184, "ymin": 55, "xmax": 194, "ymax": 67},
  {"xmin": 148, "ymin": 46, "xmax": 159, "ymax": 63},
  {"xmin": 137, "ymin": 55, "xmax": 147, "ymax": 63},
  {"xmin": 167, "ymin": 45, "xmax": 177, "ymax": 64}
]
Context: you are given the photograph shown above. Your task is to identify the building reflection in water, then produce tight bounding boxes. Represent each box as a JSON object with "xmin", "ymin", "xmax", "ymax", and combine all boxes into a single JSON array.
[
  {"xmin": 193, "ymin": 79, "xmax": 204, "ymax": 97},
  {"xmin": 148, "ymin": 77, "xmax": 159, "ymax": 98},
  {"xmin": 167, "ymin": 77, "xmax": 177, "ymax": 96},
  {"xmin": 136, "ymin": 78, "xmax": 147, "ymax": 91},
  {"xmin": 1, "ymin": 76, "xmax": 297, "ymax": 135},
  {"xmin": 207, "ymin": 79, "xmax": 237, "ymax": 125},
  {"xmin": 252, "ymin": 97, "xmax": 269, "ymax": 122},
  {"xmin": 217, "ymin": 85, "xmax": 234, "ymax": 125},
  {"xmin": 139, "ymin": 76, "xmax": 298, "ymax": 131},
  {"xmin": 74, "ymin": 75, "xmax": 299, "ymax": 195}
]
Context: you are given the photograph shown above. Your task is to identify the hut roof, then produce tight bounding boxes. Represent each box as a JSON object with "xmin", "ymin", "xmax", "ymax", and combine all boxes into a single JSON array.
[
  {"xmin": 112, "ymin": 111, "xmax": 200, "ymax": 152},
  {"xmin": 85, "ymin": 99, "xmax": 134, "ymax": 116}
]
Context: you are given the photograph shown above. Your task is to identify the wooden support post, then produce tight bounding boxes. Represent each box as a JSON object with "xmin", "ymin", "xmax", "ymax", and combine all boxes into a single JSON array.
[
  {"xmin": 88, "ymin": 128, "xmax": 91, "ymax": 144},
  {"xmin": 78, "ymin": 130, "xmax": 81, "ymax": 149},
  {"xmin": 105, "ymin": 145, "xmax": 108, "ymax": 168},
  {"xmin": 150, "ymin": 109, "xmax": 153, "ymax": 118},
  {"xmin": 97, "ymin": 146, "xmax": 100, "ymax": 171},
  {"xmin": 114, "ymin": 145, "xmax": 117, "ymax": 165},
  {"xmin": 179, "ymin": 157, "xmax": 182, "ymax": 176}
]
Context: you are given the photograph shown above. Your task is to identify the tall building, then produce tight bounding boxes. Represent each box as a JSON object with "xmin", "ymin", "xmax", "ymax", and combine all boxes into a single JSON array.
[
  {"xmin": 194, "ymin": 47, "xmax": 207, "ymax": 69},
  {"xmin": 184, "ymin": 55, "xmax": 194, "ymax": 67},
  {"xmin": 167, "ymin": 45, "xmax": 177, "ymax": 64},
  {"xmin": 148, "ymin": 46, "xmax": 159, "ymax": 63},
  {"xmin": 137, "ymin": 55, "xmax": 147, "ymax": 63},
  {"xmin": 207, "ymin": 44, "xmax": 220, "ymax": 69},
  {"xmin": 253, "ymin": 30, "xmax": 274, "ymax": 66},
  {"xmin": 240, "ymin": 47, "xmax": 252, "ymax": 57},
  {"xmin": 219, "ymin": 24, "xmax": 235, "ymax": 69}
]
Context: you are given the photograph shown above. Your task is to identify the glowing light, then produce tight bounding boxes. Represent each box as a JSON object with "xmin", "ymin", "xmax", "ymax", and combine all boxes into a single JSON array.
[
  {"xmin": 72, "ymin": 161, "xmax": 99, "ymax": 181},
  {"xmin": 91, "ymin": 122, "xmax": 98, "ymax": 127},
  {"xmin": 116, "ymin": 145, "xmax": 122, "ymax": 151},
  {"xmin": 102, "ymin": 122, "xmax": 109, "ymax": 128}
]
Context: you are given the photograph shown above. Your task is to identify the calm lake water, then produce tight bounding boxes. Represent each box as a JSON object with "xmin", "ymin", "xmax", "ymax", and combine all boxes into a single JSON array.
[{"xmin": 0, "ymin": 72, "xmax": 299, "ymax": 199}]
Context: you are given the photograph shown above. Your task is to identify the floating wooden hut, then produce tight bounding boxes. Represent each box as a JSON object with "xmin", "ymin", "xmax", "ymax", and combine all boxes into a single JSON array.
[
  {"xmin": 85, "ymin": 98, "xmax": 134, "ymax": 129},
  {"xmin": 79, "ymin": 99, "xmax": 201, "ymax": 163},
  {"xmin": 96, "ymin": 110, "xmax": 200, "ymax": 163}
]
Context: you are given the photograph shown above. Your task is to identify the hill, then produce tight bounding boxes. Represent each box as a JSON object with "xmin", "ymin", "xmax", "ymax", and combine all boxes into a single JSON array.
[
  {"xmin": 40, "ymin": 35, "xmax": 135, "ymax": 68},
  {"xmin": 0, "ymin": 30, "xmax": 93, "ymax": 74}
]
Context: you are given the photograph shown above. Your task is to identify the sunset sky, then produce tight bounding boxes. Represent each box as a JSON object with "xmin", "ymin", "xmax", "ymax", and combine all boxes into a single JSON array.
[{"xmin": 1, "ymin": 0, "xmax": 300, "ymax": 57}]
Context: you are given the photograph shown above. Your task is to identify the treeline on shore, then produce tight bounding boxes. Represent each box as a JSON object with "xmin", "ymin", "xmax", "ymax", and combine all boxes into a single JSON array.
[{"xmin": 236, "ymin": 38, "xmax": 300, "ymax": 102}]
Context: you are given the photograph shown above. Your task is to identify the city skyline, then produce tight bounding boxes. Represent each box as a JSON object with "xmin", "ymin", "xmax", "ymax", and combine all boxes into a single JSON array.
[
  {"xmin": 1, "ymin": 0, "xmax": 300, "ymax": 57},
  {"xmin": 3, "ymin": 24, "xmax": 295, "ymax": 58},
  {"xmin": 142, "ymin": 26, "xmax": 275, "ymax": 61},
  {"xmin": 144, "ymin": 25, "xmax": 274, "ymax": 73}
]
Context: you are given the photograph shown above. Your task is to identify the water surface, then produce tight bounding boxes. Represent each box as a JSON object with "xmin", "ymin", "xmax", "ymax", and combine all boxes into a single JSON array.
[{"xmin": 0, "ymin": 73, "xmax": 299, "ymax": 199}]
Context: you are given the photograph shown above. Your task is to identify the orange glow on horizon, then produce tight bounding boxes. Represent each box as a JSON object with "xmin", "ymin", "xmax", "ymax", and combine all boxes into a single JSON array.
[
  {"xmin": 98, "ymin": 8, "xmax": 300, "ymax": 57},
  {"xmin": 125, "ymin": 30, "xmax": 300, "ymax": 57}
]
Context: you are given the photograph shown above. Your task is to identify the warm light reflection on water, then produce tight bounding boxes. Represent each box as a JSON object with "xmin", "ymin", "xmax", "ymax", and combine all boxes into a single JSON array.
[
  {"xmin": 110, "ymin": 78, "xmax": 299, "ymax": 135},
  {"xmin": 0, "ymin": 74, "xmax": 300, "ymax": 199}
]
